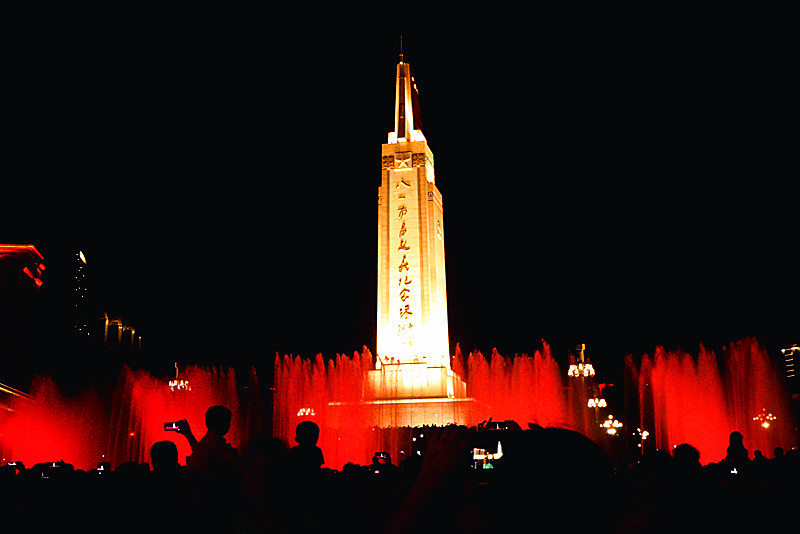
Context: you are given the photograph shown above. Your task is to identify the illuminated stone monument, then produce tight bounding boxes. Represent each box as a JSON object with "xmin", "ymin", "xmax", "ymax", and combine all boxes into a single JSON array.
[{"xmin": 368, "ymin": 57, "xmax": 470, "ymax": 426}]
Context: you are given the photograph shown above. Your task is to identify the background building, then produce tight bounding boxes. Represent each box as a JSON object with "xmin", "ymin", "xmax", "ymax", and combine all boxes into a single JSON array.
[
  {"xmin": 0, "ymin": 245, "xmax": 47, "ymax": 392},
  {"xmin": 1, "ymin": 244, "xmax": 143, "ymax": 395}
]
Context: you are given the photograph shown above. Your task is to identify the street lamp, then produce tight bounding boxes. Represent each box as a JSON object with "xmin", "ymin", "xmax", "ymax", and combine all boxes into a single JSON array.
[
  {"xmin": 634, "ymin": 428, "xmax": 650, "ymax": 449},
  {"xmin": 753, "ymin": 408, "xmax": 776, "ymax": 429},
  {"xmin": 587, "ymin": 397, "xmax": 607, "ymax": 408},
  {"xmin": 601, "ymin": 415, "xmax": 622, "ymax": 435},
  {"xmin": 168, "ymin": 362, "xmax": 191, "ymax": 392},
  {"xmin": 567, "ymin": 343, "xmax": 595, "ymax": 378}
]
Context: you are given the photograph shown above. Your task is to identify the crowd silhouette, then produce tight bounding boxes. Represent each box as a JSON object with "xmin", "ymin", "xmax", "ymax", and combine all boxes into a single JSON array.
[{"xmin": 1, "ymin": 406, "xmax": 798, "ymax": 533}]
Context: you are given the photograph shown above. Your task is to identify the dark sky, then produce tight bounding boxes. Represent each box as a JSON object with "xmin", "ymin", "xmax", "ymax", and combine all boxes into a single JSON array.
[{"xmin": 5, "ymin": 15, "xmax": 797, "ymax": 383}]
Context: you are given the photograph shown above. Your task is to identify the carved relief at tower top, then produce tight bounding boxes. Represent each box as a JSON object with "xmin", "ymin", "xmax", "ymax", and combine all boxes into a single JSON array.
[
  {"xmin": 383, "ymin": 152, "xmax": 431, "ymax": 170},
  {"xmin": 395, "ymin": 152, "xmax": 412, "ymax": 168}
]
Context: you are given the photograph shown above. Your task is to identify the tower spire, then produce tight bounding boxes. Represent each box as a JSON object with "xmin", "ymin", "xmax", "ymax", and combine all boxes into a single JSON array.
[{"xmin": 390, "ymin": 53, "xmax": 424, "ymax": 143}]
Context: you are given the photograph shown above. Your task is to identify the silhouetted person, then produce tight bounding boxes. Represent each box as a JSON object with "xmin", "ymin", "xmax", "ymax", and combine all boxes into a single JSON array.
[
  {"xmin": 178, "ymin": 405, "xmax": 241, "ymax": 477},
  {"xmin": 368, "ymin": 451, "xmax": 398, "ymax": 473},
  {"xmin": 148, "ymin": 440, "xmax": 188, "ymax": 531},
  {"xmin": 753, "ymin": 449, "xmax": 767, "ymax": 467},
  {"xmin": 0, "ymin": 464, "xmax": 16, "ymax": 485},
  {"xmin": 399, "ymin": 448, "xmax": 423, "ymax": 484},
  {"xmin": 668, "ymin": 443, "xmax": 707, "ymax": 524},
  {"xmin": 150, "ymin": 440, "xmax": 181, "ymax": 473},
  {"xmin": 245, "ymin": 435, "xmax": 288, "ymax": 481},
  {"xmin": 724, "ymin": 430, "xmax": 749, "ymax": 472},
  {"xmin": 244, "ymin": 436, "xmax": 289, "ymax": 532},
  {"xmin": 178, "ymin": 406, "xmax": 246, "ymax": 529},
  {"xmin": 286, "ymin": 421, "xmax": 330, "ymax": 533},
  {"xmin": 672, "ymin": 443, "xmax": 702, "ymax": 471},
  {"xmin": 387, "ymin": 425, "xmax": 619, "ymax": 534},
  {"xmin": 368, "ymin": 451, "xmax": 401, "ymax": 490},
  {"xmin": 287, "ymin": 420, "xmax": 324, "ymax": 473}
]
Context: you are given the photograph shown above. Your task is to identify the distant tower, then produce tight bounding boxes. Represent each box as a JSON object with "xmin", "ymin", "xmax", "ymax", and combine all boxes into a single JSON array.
[
  {"xmin": 377, "ymin": 58, "xmax": 449, "ymax": 368},
  {"xmin": 367, "ymin": 55, "xmax": 469, "ymax": 426},
  {"xmin": 73, "ymin": 250, "xmax": 90, "ymax": 337}
]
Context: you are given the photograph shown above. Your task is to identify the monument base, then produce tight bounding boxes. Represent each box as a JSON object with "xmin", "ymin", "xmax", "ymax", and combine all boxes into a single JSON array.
[
  {"xmin": 327, "ymin": 397, "xmax": 481, "ymax": 428},
  {"xmin": 366, "ymin": 363, "xmax": 467, "ymax": 399},
  {"xmin": 364, "ymin": 397, "xmax": 479, "ymax": 427},
  {"xmin": 327, "ymin": 363, "xmax": 482, "ymax": 427}
]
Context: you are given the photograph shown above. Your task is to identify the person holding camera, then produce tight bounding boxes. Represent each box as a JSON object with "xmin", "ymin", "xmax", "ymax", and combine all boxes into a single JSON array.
[
  {"xmin": 176, "ymin": 405, "xmax": 241, "ymax": 476},
  {"xmin": 175, "ymin": 406, "xmax": 251, "ymax": 528}
]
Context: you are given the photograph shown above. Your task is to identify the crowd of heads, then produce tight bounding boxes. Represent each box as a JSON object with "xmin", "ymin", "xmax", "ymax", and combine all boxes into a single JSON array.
[{"xmin": 2, "ymin": 406, "xmax": 798, "ymax": 533}]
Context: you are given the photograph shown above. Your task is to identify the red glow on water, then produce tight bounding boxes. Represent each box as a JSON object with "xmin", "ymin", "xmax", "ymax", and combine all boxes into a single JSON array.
[
  {"xmin": 629, "ymin": 338, "xmax": 795, "ymax": 463},
  {"xmin": 0, "ymin": 375, "xmax": 106, "ymax": 469},
  {"xmin": 273, "ymin": 351, "xmax": 379, "ymax": 470},
  {"xmin": 0, "ymin": 365, "xmax": 256, "ymax": 470},
  {"xmin": 3, "ymin": 338, "xmax": 793, "ymax": 471},
  {"xmin": 454, "ymin": 342, "xmax": 573, "ymax": 430},
  {"xmin": 106, "ymin": 365, "xmax": 242, "ymax": 469},
  {"xmin": 272, "ymin": 343, "xmax": 576, "ymax": 469},
  {"xmin": 275, "ymin": 337, "xmax": 796, "ymax": 469}
]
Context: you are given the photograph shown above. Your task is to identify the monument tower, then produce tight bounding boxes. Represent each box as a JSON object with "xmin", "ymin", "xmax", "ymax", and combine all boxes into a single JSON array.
[
  {"xmin": 369, "ymin": 55, "xmax": 469, "ymax": 425},
  {"xmin": 377, "ymin": 57, "xmax": 449, "ymax": 368}
]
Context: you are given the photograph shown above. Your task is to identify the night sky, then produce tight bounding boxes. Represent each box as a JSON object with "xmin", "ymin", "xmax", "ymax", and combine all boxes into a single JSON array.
[{"xmin": 5, "ymin": 16, "xmax": 797, "ymax": 386}]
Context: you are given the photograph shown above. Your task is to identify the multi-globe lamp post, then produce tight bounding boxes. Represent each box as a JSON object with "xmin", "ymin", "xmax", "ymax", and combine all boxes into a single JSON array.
[
  {"xmin": 633, "ymin": 428, "xmax": 650, "ymax": 450},
  {"xmin": 567, "ymin": 344, "xmax": 613, "ymax": 440},
  {"xmin": 588, "ymin": 394, "xmax": 607, "ymax": 424},
  {"xmin": 567, "ymin": 343, "xmax": 595, "ymax": 380},
  {"xmin": 567, "ymin": 344, "xmax": 629, "ymax": 445},
  {"xmin": 601, "ymin": 415, "xmax": 623, "ymax": 435},
  {"xmin": 168, "ymin": 362, "xmax": 191, "ymax": 392},
  {"xmin": 753, "ymin": 408, "xmax": 776, "ymax": 430}
]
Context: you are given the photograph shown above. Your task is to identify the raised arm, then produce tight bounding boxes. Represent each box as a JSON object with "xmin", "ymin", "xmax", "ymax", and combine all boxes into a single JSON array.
[{"xmin": 176, "ymin": 418, "xmax": 199, "ymax": 452}]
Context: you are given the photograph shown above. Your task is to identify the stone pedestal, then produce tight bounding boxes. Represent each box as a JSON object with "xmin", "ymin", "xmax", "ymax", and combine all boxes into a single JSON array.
[
  {"xmin": 366, "ymin": 363, "xmax": 465, "ymax": 399},
  {"xmin": 365, "ymin": 397, "xmax": 479, "ymax": 428},
  {"xmin": 357, "ymin": 364, "xmax": 478, "ymax": 427}
]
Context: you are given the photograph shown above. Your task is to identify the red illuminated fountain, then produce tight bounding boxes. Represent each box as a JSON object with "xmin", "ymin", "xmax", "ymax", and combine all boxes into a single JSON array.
[
  {"xmin": 1, "ymin": 365, "xmax": 261, "ymax": 470},
  {"xmin": 0, "ymin": 374, "xmax": 107, "ymax": 469},
  {"xmin": 626, "ymin": 337, "xmax": 795, "ymax": 464},
  {"xmin": 273, "ymin": 342, "xmax": 581, "ymax": 469},
  {"xmin": 275, "ymin": 337, "xmax": 796, "ymax": 469},
  {"xmin": 2, "ymin": 337, "xmax": 794, "ymax": 472}
]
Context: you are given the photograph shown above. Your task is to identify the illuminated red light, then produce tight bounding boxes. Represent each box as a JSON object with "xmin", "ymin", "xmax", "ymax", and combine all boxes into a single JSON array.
[
  {"xmin": 0, "ymin": 244, "xmax": 44, "ymax": 259},
  {"xmin": 0, "ymin": 366, "xmax": 245, "ymax": 470},
  {"xmin": 1, "ymin": 244, "xmax": 45, "ymax": 288}
]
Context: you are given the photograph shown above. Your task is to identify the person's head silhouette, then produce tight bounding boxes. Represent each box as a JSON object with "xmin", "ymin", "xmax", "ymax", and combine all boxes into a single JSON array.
[
  {"xmin": 672, "ymin": 443, "xmax": 701, "ymax": 469},
  {"xmin": 205, "ymin": 405, "xmax": 232, "ymax": 436},
  {"xmin": 295, "ymin": 420, "xmax": 320, "ymax": 446},
  {"xmin": 150, "ymin": 440, "xmax": 180, "ymax": 471}
]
